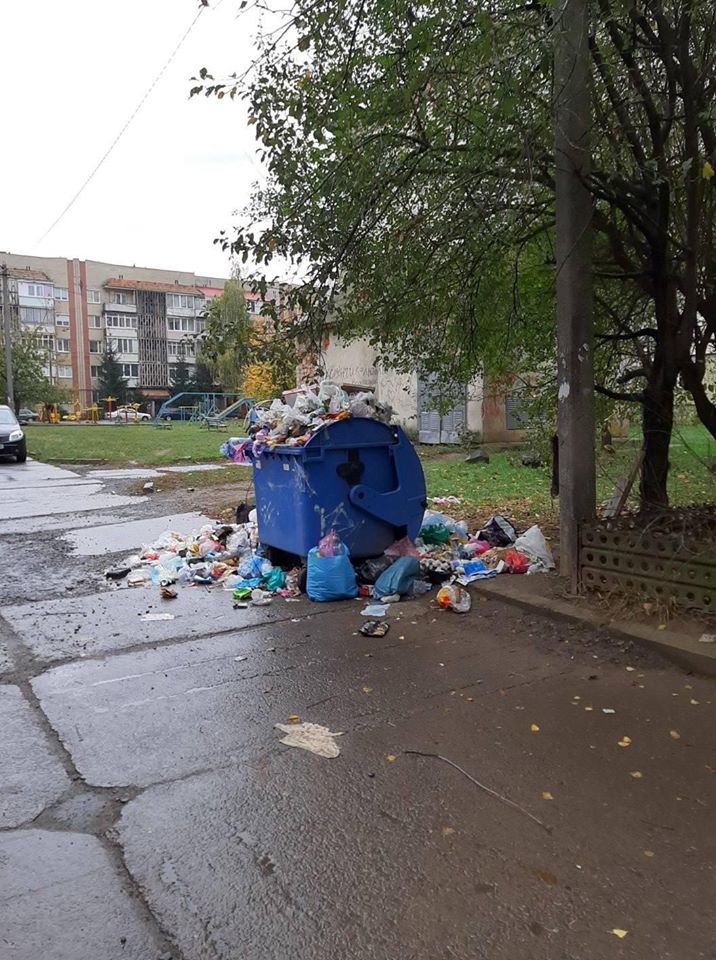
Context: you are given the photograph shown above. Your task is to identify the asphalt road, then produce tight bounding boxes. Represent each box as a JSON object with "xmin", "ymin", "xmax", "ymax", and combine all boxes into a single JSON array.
[{"xmin": 0, "ymin": 457, "xmax": 714, "ymax": 960}]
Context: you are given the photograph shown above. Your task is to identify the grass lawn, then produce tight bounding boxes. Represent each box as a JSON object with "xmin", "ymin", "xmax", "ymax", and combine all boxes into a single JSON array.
[
  {"xmin": 24, "ymin": 422, "xmax": 229, "ymax": 466},
  {"xmin": 25, "ymin": 420, "xmax": 714, "ymax": 528}
]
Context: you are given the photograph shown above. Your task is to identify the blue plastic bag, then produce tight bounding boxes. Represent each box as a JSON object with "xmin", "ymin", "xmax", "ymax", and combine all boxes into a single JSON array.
[
  {"xmin": 374, "ymin": 556, "xmax": 420, "ymax": 598},
  {"xmin": 306, "ymin": 544, "xmax": 359, "ymax": 602}
]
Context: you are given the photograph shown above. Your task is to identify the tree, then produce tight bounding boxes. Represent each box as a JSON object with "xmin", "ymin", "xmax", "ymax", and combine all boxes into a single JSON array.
[
  {"xmin": 97, "ymin": 339, "xmax": 126, "ymax": 407},
  {"xmin": 200, "ymin": 278, "xmax": 251, "ymax": 389},
  {"xmin": 170, "ymin": 344, "xmax": 194, "ymax": 394},
  {"xmin": 0, "ymin": 329, "xmax": 56, "ymax": 412},
  {"xmin": 194, "ymin": 0, "xmax": 716, "ymax": 508}
]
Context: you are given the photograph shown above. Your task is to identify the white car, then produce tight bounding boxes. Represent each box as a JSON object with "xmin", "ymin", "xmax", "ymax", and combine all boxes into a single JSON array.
[{"xmin": 107, "ymin": 407, "xmax": 151, "ymax": 422}]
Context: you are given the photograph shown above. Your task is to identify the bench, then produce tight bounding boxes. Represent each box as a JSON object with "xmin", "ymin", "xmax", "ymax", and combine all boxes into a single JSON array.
[{"xmin": 204, "ymin": 416, "xmax": 227, "ymax": 431}]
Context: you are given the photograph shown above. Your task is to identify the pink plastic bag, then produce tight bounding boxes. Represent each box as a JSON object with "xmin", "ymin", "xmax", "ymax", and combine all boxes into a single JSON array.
[
  {"xmin": 384, "ymin": 536, "xmax": 421, "ymax": 558},
  {"xmin": 318, "ymin": 529, "xmax": 342, "ymax": 557}
]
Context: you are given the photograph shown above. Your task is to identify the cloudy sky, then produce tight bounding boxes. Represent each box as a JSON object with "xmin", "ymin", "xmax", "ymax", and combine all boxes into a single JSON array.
[{"xmin": 1, "ymin": 0, "xmax": 264, "ymax": 278}]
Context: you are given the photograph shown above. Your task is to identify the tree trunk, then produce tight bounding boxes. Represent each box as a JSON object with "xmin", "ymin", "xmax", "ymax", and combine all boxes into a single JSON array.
[{"xmin": 640, "ymin": 361, "xmax": 674, "ymax": 509}]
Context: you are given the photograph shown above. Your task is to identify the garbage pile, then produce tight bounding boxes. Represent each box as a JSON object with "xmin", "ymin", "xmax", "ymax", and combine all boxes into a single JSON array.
[
  {"xmin": 105, "ymin": 507, "xmax": 554, "ymax": 615},
  {"xmin": 220, "ymin": 381, "xmax": 393, "ymax": 462}
]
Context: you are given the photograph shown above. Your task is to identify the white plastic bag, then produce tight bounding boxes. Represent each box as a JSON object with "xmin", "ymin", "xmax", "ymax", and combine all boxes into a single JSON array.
[{"xmin": 513, "ymin": 525, "xmax": 555, "ymax": 570}]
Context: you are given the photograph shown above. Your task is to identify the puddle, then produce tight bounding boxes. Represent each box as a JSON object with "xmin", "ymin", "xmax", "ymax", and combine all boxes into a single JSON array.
[
  {"xmin": 64, "ymin": 512, "xmax": 216, "ymax": 557},
  {"xmin": 160, "ymin": 464, "xmax": 227, "ymax": 474}
]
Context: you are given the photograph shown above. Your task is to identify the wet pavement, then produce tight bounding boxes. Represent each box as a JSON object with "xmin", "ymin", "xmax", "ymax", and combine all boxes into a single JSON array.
[{"xmin": 1, "ymin": 457, "xmax": 715, "ymax": 959}]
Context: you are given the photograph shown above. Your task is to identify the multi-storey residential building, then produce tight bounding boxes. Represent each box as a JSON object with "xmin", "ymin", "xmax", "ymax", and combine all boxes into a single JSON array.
[{"xmin": 1, "ymin": 253, "xmax": 283, "ymax": 410}]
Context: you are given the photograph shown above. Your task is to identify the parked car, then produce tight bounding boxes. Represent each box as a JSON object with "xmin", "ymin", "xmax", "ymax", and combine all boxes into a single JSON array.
[
  {"xmin": 17, "ymin": 407, "xmax": 39, "ymax": 423},
  {"xmin": 106, "ymin": 407, "xmax": 151, "ymax": 422},
  {"xmin": 0, "ymin": 406, "xmax": 27, "ymax": 462}
]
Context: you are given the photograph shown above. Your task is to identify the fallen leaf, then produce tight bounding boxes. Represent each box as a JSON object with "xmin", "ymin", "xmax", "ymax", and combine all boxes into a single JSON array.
[
  {"xmin": 535, "ymin": 869, "xmax": 558, "ymax": 886},
  {"xmin": 617, "ymin": 736, "xmax": 632, "ymax": 747},
  {"xmin": 572, "ymin": 695, "xmax": 581, "ymax": 701},
  {"xmin": 399, "ymin": 635, "xmax": 405, "ymax": 640},
  {"xmin": 643, "ymin": 849, "xmax": 655, "ymax": 858},
  {"xmin": 629, "ymin": 771, "xmax": 643, "ymax": 779},
  {"xmin": 287, "ymin": 714, "xmax": 300, "ymax": 724},
  {"xmin": 625, "ymin": 666, "xmax": 635, "ymax": 672},
  {"xmin": 690, "ymin": 699, "xmax": 700, "ymax": 705},
  {"xmin": 602, "ymin": 708, "xmax": 616, "ymax": 714},
  {"xmin": 703, "ymin": 160, "xmax": 714, "ymax": 179},
  {"xmin": 442, "ymin": 826, "xmax": 455, "ymax": 836},
  {"xmin": 530, "ymin": 723, "xmax": 540, "ymax": 732},
  {"xmin": 584, "ymin": 706, "xmax": 594, "ymax": 711},
  {"xmin": 611, "ymin": 928, "xmax": 628, "ymax": 939},
  {"xmin": 542, "ymin": 791, "xmax": 554, "ymax": 800},
  {"xmin": 657, "ymin": 624, "xmax": 667, "ymax": 631},
  {"xmin": 385, "ymin": 754, "xmax": 397, "ymax": 763},
  {"xmin": 362, "ymin": 686, "xmax": 373, "ymax": 694},
  {"xmin": 670, "ymin": 729, "xmax": 681, "ymax": 740},
  {"xmin": 684, "ymin": 683, "xmax": 693, "ymax": 689},
  {"xmin": 466, "ymin": 697, "xmax": 474, "ymax": 702}
]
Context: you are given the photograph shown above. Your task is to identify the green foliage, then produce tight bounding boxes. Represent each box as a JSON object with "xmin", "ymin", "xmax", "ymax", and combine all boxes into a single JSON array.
[
  {"xmin": 96, "ymin": 340, "xmax": 127, "ymax": 406},
  {"xmin": 170, "ymin": 348, "xmax": 195, "ymax": 394},
  {"xmin": 0, "ymin": 329, "xmax": 58, "ymax": 410}
]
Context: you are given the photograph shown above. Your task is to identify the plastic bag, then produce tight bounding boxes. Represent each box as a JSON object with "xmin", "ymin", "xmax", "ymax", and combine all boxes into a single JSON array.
[
  {"xmin": 374, "ymin": 556, "xmax": 420, "ymax": 598},
  {"xmin": 264, "ymin": 567, "xmax": 287, "ymax": 592},
  {"xmin": 436, "ymin": 584, "xmax": 472, "ymax": 613},
  {"xmin": 306, "ymin": 543, "xmax": 358, "ymax": 602},
  {"xmin": 318, "ymin": 529, "xmax": 341, "ymax": 557},
  {"xmin": 355, "ymin": 555, "xmax": 395, "ymax": 585},
  {"xmin": 238, "ymin": 553, "xmax": 264, "ymax": 579},
  {"xmin": 384, "ymin": 537, "xmax": 421, "ymax": 558},
  {"xmin": 420, "ymin": 523, "xmax": 451, "ymax": 545},
  {"xmin": 504, "ymin": 549, "xmax": 530, "ymax": 574},
  {"xmin": 481, "ymin": 515, "xmax": 517, "ymax": 547},
  {"xmin": 513, "ymin": 525, "xmax": 555, "ymax": 570},
  {"xmin": 226, "ymin": 529, "xmax": 250, "ymax": 557}
]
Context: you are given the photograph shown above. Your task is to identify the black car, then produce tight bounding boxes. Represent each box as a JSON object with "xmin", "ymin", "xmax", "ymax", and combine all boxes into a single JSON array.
[{"xmin": 0, "ymin": 406, "xmax": 27, "ymax": 462}]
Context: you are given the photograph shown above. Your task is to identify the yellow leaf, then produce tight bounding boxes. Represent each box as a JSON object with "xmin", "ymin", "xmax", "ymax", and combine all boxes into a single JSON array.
[
  {"xmin": 287, "ymin": 714, "xmax": 300, "ymax": 724},
  {"xmin": 703, "ymin": 160, "xmax": 715, "ymax": 179},
  {"xmin": 611, "ymin": 928, "xmax": 629, "ymax": 939},
  {"xmin": 385, "ymin": 754, "xmax": 397, "ymax": 763},
  {"xmin": 657, "ymin": 624, "xmax": 667, "ymax": 631},
  {"xmin": 542, "ymin": 791, "xmax": 554, "ymax": 800},
  {"xmin": 643, "ymin": 849, "xmax": 655, "ymax": 858},
  {"xmin": 629, "ymin": 771, "xmax": 643, "ymax": 779},
  {"xmin": 670, "ymin": 729, "xmax": 681, "ymax": 740},
  {"xmin": 442, "ymin": 826, "xmax": 455, "ymax": 837},
  {"xmin": 530, "ymin": 723, "xmax": 540, "ymax": 732},
  {"xmin": 362, "ymin": 686, "xmax": 373, "ymax": 694},
  {"xmin": 617, "ymin": 736, "xmax": 632, "ymax": 747}
]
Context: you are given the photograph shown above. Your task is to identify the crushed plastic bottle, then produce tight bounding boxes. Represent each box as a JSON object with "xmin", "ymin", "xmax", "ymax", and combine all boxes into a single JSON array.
[{"xmin": 436, "ymin": 584, "xmax": 472, "ymax": 613}]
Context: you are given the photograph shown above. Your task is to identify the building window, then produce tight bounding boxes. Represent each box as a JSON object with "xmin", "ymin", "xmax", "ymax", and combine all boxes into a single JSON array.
[
  {"xmin": 55, "ymin": 315, "xmax": 70, "ymax": 327},
  {"xmin": 105, "ymin": 313, "xmax": 137, "ymax": 329},
  {"xmin": 112, "ymin": 338, "xmax": 137, "ymax": 354},
  {"xmin": 54, "ymin": 287, "xmax": 69, "ymax": 301},
  {"xmin": 89, "ymin": 315, "xmax": 102, "ymax": 329},
  {"xmin": 40, "ymin": 334, "xmax": 55, "ymax": 351},
  {"xmin": 56, "ymin": 338, "xmax": 70, "ymax": 353},
  {"xmin": 87, "ymin": 289, "xmax": 101, "ymax": 303},
  {"xmin": 57, "ymin": 365, "xmax": 73, "ymax": 378},
  {"xmin": 89, "ymin": 340, "xmax": 102, "ymax": 354},
  {"xmin": 19, "ymin": 306, "xmax": 46, "ymax": 324},
  {"xmin": 19, "ymin": 281, "xmax": 53, "ymax": 298},
  {"xmin": 167, "ymin": 293, "xmax": 195, "ymax": 310},
  {"xmin": 167, "ymin": 340, "xmax": 195, "ymax": 357},
  {"xmin": 111, "ymin": 291, "xmax": 130, "ymax": 304},
  {"xmin": 167, "ymin": 316, "xmax": 195, "ymax": 332},
  {"xmin": 121, "ymin": 363, "xmax": 139, "ymax": 378},
  {"xmin": 90, "ymin": 364, "xmax": 101, "ymax": 379}
]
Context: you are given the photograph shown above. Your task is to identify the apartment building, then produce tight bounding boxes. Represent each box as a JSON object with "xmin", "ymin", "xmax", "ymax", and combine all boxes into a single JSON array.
[{"xmin": 1, "ymin": 252, "xmax": 279, "ymax": 408}]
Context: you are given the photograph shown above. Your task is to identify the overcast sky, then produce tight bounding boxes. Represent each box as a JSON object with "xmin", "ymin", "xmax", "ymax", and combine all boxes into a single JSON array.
[{"xmin": 0, "ymin": 0, "xmax": 264, "ymax": 278}]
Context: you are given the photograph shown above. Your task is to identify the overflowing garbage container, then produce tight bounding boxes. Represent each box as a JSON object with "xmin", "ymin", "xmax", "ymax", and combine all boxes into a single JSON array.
[{"xmin": 248, "ymin": 417, "xmax": 427, "ymax": 558}]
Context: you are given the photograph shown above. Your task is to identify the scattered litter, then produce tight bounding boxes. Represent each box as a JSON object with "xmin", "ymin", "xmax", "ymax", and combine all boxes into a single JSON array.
[
  {"xmin": 105, "ymin": 566, "xmax": 131, "ymax": 581},
  {"xmin": 442, "ymin": 826, "xmax": 455, "ymax": 836},
  {"xmin": 611, "ymin": 929, "xmax": 628, "ymax": 939},
  {"xmin": 436, "ymin": 584, "xmax": 472, "ymax": 613},
  {"xmin": 385, "ymin": 754, "xmax": 397, "ymax": 762},
  {"xmin": 160, "ymin": 586, "xmax": 178, "ymax": 600},
  {"xmin": 140, "ymin": 613, "xmax": 175, "ymax": 622},
  {"xmin": 360, "ymin": 621, "xmax": 390, "ymax": 637},
  {"xmin": 699, "ymin": 633, "xmax": 716, "ymax": 643},
  {"xmin": 602, "ymin": 708, "xmax": 616, "ymax": 714},
  {"xmin": 361, "ymin": 604, "xmax": 389, "ymax": 617},
  {"xmin": 617, "ymin": 736, "xmax": 632, "ymax": 747},
  {"xmin": 530, "ymin": 723, "xmax": 540, "ymax": 732},
  {"xmin": 362, "ymin": 685, "xmax": 373, "ymax": 694},
  {"xmin": 143, "ymin": 481, "xmax": 154, "ymax": 493},
  {"xmin": 542, "ymin": 791, "xmax": 554, "ymax": 801},
  {"xmin": 275, "ymin": 721, "xmax": 342, "ymax": 758},
  {"xmin": 629, "ymin": 771, "xmax": 643, "ymax": 779},
  {"xmin": 234, "ymin": 656, "xmax": 248, "ymax": 662},
  {"xmin": 669, "ymin": 729, "xmax": 681, "ymax": 740},
  {"xmin": 406, "ymin": 750, "xmax": 551, "ymax": 833},
  {"xmin": 286, "ymin": 714, "xmax": 300, "ymax": 724},
  {"xmin": 251, "ymin": 589, "xmax": 272, "ymax": 606}
]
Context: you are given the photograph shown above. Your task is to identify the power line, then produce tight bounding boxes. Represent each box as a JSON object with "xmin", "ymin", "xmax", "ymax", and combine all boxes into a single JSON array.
[{"xmin": 35, "ymin": 5, "xmax": 207, "ymax": 246}]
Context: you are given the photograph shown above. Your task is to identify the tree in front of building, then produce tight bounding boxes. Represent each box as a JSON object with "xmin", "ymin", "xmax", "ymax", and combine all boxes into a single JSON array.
[
  {"xmin": 169, "ymin": 343, "xmax": 195, "ymax": 395},
  {"xmin": 97, "ymin": 339, "xmax": 127, "ymax": 409},
  {"xmin": 0, "ymin": 329, "xmax": 59, "ymax": 412}
]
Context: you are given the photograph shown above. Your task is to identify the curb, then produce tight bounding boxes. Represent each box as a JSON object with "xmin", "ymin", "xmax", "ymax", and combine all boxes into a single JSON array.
[{"xmin": 471, "ymin": 579, "xmax": 716, "ymax": 677}]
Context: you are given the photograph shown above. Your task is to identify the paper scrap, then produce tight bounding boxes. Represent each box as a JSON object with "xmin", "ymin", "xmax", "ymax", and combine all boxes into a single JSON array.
[
  {"xmin": 611, "ymin": 928, "xmax": 628, "ymax": 939},
  {"xmin": 275, "ymin": 721, "xmax": 343, "ymax": 758},
  {"xmin": 140, "ymin": 613, "xmax": 175, "ymax": 622}
]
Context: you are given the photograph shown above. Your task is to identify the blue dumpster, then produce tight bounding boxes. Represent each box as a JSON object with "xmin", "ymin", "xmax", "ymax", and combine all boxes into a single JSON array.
[{"xmin": 250, "ymin": 417, "xmax": 426, "ymax": 558}]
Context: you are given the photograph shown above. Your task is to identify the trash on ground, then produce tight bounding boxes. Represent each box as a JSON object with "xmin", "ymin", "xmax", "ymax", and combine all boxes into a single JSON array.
[
  {"xmin": 275, "ymin": 721, "xmax": 343, "ymax": 758},
  {"xmin": 306, "ymin": 530, "xmax": 358, "ymax": 602},
  {"xmin": 699, "ymin": 633, "xmax": 716, "ymax": 643},
  {"xmin": 361, "ymin": 603, "xmax": 389, "ymax": 617},
  {"xmin": 140, "ymin": 613, "xmax": 175, "ymax": 622},
  {"xmin": 160, "ymin": 586, "xmax": 178, "ymax": 600},
  {"xmin": 360, "ymin": 620, "xmax": 390, "ymax": 637},
  {"xmin": 436, "ymin": 584, "xmax": 472, "ymax": 613}
]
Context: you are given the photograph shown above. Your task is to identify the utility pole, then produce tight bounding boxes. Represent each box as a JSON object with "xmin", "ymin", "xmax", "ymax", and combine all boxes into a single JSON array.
[
  {"xmin": 1, "ymin": 264, "xmax": 14, "ymax": 408},
  {"xmin": 554, "ymin": 0, "xmax": 595, "ymax": 589}
]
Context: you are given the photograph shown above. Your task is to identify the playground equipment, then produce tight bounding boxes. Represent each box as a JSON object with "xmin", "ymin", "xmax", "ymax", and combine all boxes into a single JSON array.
[{"xmin": 155, "ymin": 392, "xmax": 255, "ymax": 423}]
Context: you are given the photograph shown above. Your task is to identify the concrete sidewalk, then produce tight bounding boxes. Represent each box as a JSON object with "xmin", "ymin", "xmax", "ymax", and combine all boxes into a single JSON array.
[{"xmin": 1, "ymin": 461, "xmax": 715, "ymax": 959}]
